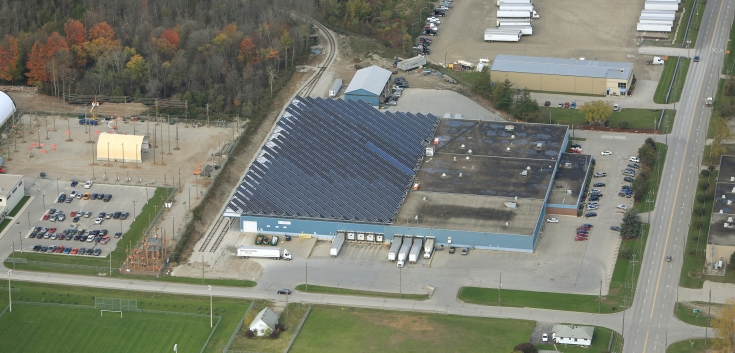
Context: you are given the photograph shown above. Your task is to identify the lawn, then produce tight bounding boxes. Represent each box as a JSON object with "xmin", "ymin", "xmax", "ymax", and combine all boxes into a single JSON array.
[
  {"xmin": 289, "ymin": 305, "xmax": 536, "ymax": 353},
  {"xmin": 680, "ymin": 170, "xmax": 717, "ymax": 289},
  {"xmin": 535, "ymin": 326, "xmax": 620, "ymax": 353},
  {"xmin": 294, "ymin": 284, "xmax": 429, "ymax": 300},
  {"xmin": 544, "ymin": 107, "xmax": 675, "ymax": 133},
  {"xmin": 458, "ymin": 224, "xmax": 649, "ymax": 313},
  {"xmin": 0, "ymin": 305, "xmax": 213, "ymax": 353},
  {"xmin": 8, "ymin": 195, "xmax": 30, "ymax": 217},
  {"xmin": 230, "ymin": 301, "xmax": 309, "ymax": 353},
  {"xmin": 0, "ymin": 219, "xmax": 11, "ymax": 234},
  {"xmin": 673, "ymin": 302, "xmax": 717, "ymax": 327},
  {"xmin": 674, "ymin": 0, "xmax": 705, "ymax": 47},
  {"xmin": 634, "ymin": 143, "xmax": 668, "ymax": 212},
  {"xmin": 653, "ymin": 58, "xmax": 690, "ymax": 104},
  {"xmin": 724, "ymin": 16, "xmax": 735, "ymax": 75},
  {"xmin": 668, "ymin": 339, "xmax": 712, "ymax": 353},
  {"xmin": 0, "ymin": 281, "xmax": 251, "ymax": 353}
]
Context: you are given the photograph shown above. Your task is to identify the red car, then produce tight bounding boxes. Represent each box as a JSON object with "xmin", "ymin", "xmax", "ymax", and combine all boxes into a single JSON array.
[
  {"xmin": 564, "ymin": 102, "xmax": 570, "ymax": 108},
  {"xmin": 49, "ymin": 227, "xmax": 57, "ymax": 233},
  {"xmin": 42, "ymin": 214, "xmax": 50, "ymax": 220},
  {"xmin": 70, "ymin": 211, "xmax": 77, "ymax": 217},
  {"xmin": 71, "ymin": 248, "xmax": 78, "ymax": 254},
  {"xmin": 55, "ymin": 246, "xmax": 65, "ymax": 253},
  {"xmin": 575, "ymin": 236, "xmax": 588, "ymax": 241}
]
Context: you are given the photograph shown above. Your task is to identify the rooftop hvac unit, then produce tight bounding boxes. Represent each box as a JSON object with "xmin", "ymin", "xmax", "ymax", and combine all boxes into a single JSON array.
[
  {"xmin": 732, "ymin": 187, "xmax": 735, "ymax": 193},
  {"xmin": 468, "ymin": 149, "xmax": 473, "ymax": 154},
  {"xmin": 566, "ymin": 189, "xmax": 573, "ymax": 194},
  {"xmin": 564, "ymin": 162, "xmax": 572, "ymax": 167},
  {"xmin": 728, "ymin": 217, "xmax": 734, "ymax": 223},
  {"xmin": 720, "ymin": 209, "xmax": 724, "ymax": 213},
  {"xmin": 730, "ymin": 176, "xmax": 734, "ymax": 181},
  {"xmin": 504, "ymin": 202, "xmax": 517, "ymax": 208},
  {"xmin": 526, "ymin": 166, "xmax": 531, "ymax": 169},
  {"xmin": 520, "ymin": 170, "xmax": 528, "ymax": 177},
  {"xmin": 507, "ymin": 147, "xmax": 511, "ymax": 151},
  {"xmin": 511, "ymin": 134, "xmax": 516, "ymax": 139},
  {"xmin": 461, "ymin": 144, "xmax": 466, "ymax": 148},
  {"xmin": 441, "ymin": 173, "xmax": 447, "ymax": 177},
  {"xmin": 466, "ymin": 156, "xmax": 470, "ymax": 160},
  {"xmin": 536, "ymin": 142, "xmax": 543, "ymax": 149},
  {"xmin": 723, "ymin": 195, "xmax": 727, "ymax": 199},
  {"xmin": 505, "ymin": 125, "xmax": 515, "ymax": 131},
  {"xmin": 729, "ymin": 200, "xmax": 733, "ymax": 205},
  {"xmin": 453, "ymin": 156, "xmax": 457, "ymax": 161},
  {"xmin": 425, "ymin": 146, "xmax": 435, "ymax": 157},
  {"xmin": 459, "ymin": 173, "xmax": 463, "ymax": 177}
]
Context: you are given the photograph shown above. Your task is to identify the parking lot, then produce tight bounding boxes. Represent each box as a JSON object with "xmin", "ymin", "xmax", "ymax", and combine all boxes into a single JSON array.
[
  {"xmin": 386, "ymin": 88, "xmax": 501, "ymax": 121},
  {"xmin": 13, "ymin": 178, "xmax": 151, "ymax": 257}
]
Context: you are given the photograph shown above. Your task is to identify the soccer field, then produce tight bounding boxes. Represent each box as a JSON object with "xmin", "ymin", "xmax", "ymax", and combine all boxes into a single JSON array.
[{"xmin": 0, "ymin": 305, "xmax": 213, "ymax": 353}]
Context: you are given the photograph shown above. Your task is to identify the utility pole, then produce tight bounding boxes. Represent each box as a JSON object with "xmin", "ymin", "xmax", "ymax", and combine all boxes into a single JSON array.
[
  {"xmin": 598, "ymin": 279, "xmax": 602, "ymax": 313},
  {"xmin": 206, "ymin": 103, "xmax": 210, "ymax": 127},
  {"xmin": 499, "ymin": 273, "xmax": 502, "ymax": 306},
  {"xmin": 706, "ymin": 289, "xmax": 711, "ymax": 344}
]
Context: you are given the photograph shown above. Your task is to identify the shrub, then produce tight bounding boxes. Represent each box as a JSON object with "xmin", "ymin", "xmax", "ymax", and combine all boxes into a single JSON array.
[
  {"xmin": 693, "ymin": 206, "xmax": 704, "ymax": 215},
  {"xmin": 269, "ymin": 330, "xmax": 281, "ymax": 339},
  {"xmin": 245, "ymin": 329, "xmax": 255, "ymax": 338},
  {"xmin": 697, "ymin": 194, "xmax": 708, "ymax": 203},
  {"xmin": 699, "ymin": 180, "xmax": 709, "ymax": 190},
  {"xmin": 701, "ymin": 169, "xmax": 710, "ymax": 177},
  {"xmin": 513, "ymin": 342, "xmax": 538, "ymax": 353},
  {"xmin": 619, "ymin": 120, "xmax": 630, "ymax": 129}
]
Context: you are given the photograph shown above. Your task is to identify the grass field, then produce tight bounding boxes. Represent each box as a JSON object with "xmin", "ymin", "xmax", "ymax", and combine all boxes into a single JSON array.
[
  {"xmin": 459, "ymin": 225, "xmax": 649, "ymax": 313},
  {"xmin": 8, "ymin": 195, "xmax": 30, "ymax": 217},
  {"xmin": 674, "ymin": 0, "xmax": 706, "ymax": 47},
  {"xmin": 668, "ymin": 339, "xmax": 712, "ymax": 353},
  {"xmin": 543, "ymin": 107, "xmax": 675, "ymax": 133},
  {"xmin": 653, "ymin": 58, "xmax": 690, "ymax": 104},
  {"xmin": 633, "ymin": 143, "xmax": 668, "ymax": 212},
  {"xmin": 0, "ymin": 305, "xmax": 212, "ymax": 353},
  {"xmin": 680, "ymin": 170, "xmax": 717, "ymax": 289},
  {"xmin": 673, "ymin": 302, "xmax": 717, "ymax": 327},
  {"xmin": 724, "ymin": 17, "xmax": 735, "ymax": 75},
  {"xmin": 290, "ymin": 305, "xmax": 536, "ymax": 353},
  {"xmin": 0, "ymin": 281, "xmax": 251, "ymax": 352},
  {"xmin": 294, "ymin": 284, "xmax": 429, "ymax": 300}
]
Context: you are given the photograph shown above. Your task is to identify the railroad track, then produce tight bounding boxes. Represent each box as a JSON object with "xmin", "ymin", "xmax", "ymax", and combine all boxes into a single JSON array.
[
  {"xmin": 296, "ymin": 19, "xmax": 337, "ymax": 97},
  {"xmin": 210, "ymin": 218, "xmax": 235, "ymax": 252},
  {"xmin": 198, "ymin": 215, "xmax": 224, "ymax": 252}
]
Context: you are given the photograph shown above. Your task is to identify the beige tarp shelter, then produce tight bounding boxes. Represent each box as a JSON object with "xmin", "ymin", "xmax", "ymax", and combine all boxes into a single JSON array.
[{"xmin": 96, "ymin": 133, "xmax": 144, "ymax": 163}]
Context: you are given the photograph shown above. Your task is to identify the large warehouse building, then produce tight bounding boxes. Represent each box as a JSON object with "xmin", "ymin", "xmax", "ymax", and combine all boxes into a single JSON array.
[
  {"xmin": 490, "ymin": 55, "xmax": 635, "ymax": 96},
  {"xmin": 706, "ymin": 155, "xmax": 735, "ymax": 274},
  {"xmin": 0, "ymin": 91, "xmax": 16, "ymax": 129},
  {"xmin": 225, "ymin": 96, "xmax": 591, "ymax": 252},
  {"xmin": 344, "ymin": 65, "xmax": 392, "ymax": 106}
]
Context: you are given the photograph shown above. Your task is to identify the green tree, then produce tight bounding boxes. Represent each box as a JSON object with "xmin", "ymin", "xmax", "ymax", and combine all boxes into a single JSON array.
[
  {"xmin": 620, "ymin": 208, "xmax": 640, "ymax": 239},
  {"xmin": 580, "ymin": 100, "xmax": 613, "ymax": 126},
  {"xmin": 471, "ymin": 69, "xmax": 493, "ymax": 101},
  {"xmin": 638, "ymin": 143, "xmax": 658, "ymax": 167},
  {"xmin": 279, "ymin": 31, "xmax": 292, "ymax": 69},
  {"xmin": 729, "ymin": 252, "xmax": 735, "ymax": 270},
  {"xmin": 513, "ymin": 89, "xmax": 539, "ymax": 122},
  {"xmin": 493, "ymin": 79, "xmax": 513, "ymax": 111}
]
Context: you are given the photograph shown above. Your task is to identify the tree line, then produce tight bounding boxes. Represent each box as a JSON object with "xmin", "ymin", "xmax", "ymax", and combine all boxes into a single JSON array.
[{"xmin": 0, "ymin": 0, "xmax": 316, "ymax": 117}]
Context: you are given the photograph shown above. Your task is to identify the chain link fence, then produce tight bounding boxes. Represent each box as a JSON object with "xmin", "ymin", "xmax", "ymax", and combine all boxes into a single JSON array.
[
  {"xmin": 223, "ymin": 301, "xmax": 255, "ymax": 353},
  {"xmin": 4, "ymin": 257, "xmax": 118, "ymax": 274},
  {"xmin": 283, "ymin": 306, "xmax": 311, "ymax": 353}
]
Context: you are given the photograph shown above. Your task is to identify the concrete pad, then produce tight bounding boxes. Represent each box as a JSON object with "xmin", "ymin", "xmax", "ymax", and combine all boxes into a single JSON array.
[{"xmin": 385, "ymin": 89, "xmax": 502, "ymax": 121}]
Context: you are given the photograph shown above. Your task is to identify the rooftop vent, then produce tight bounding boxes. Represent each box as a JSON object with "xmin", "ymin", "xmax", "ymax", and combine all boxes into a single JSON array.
[
  {"xmin": 732, "ymin": 187, "xmax": 735, "ymax": 193},
  {"xmin": 511, "ymin": 134, "xmax": 515, "ymax": 139},
  {"xmin": 423, "ymin": 196, "xmax": 427, "ymax": 201},
  {"xmin": 504, "ymin": 202, "xmax": 517, "ymax": 208},
  {"xmin": 468, "ymin": 149, "xmax": 473, "ymax": 154},
  {"xmin": 566, "ymin": 189, "xmax": 573, "ymax": 194},
  {"xmin": 461, "ymin": 144, "xmax": 466, "ymax": 149},
  {"xmin": 453, "ymin": 156, "xmax": 457, "ymax": 161},
  {"xmin": 505, "ymin": 221, "xmax": 509, "ymax": 226},
  {"xmin": 729, "ymin": 200, "xmax": 733, "ymax": 205},
  {"xmin": 536, "ymin": 142, "xmax": 543, "ymax": 149},
  {"xmin": 527, "ymin": 166, "xmax": 531, "ymax": 170},
  {"xmin": 466, "ymin": 156, "xmax": 470, "ymax": 160},
  {"xmin": 729, "ymin": 217, "xmax": 734, "ymax": 223},
  {"xmin": 506, "ymin": 147, "xmax": 511, "ymax": 151},
  {"xmin": 505, "ymin": 125, "xmax": 514, "ymax": 132},
  {"xmin": 441, "ymin": 173, "xmax": 447, "ymax": 177},
  {"xmin": 459, "ymin": 173, "xmax": 463, "ymax": 177},
  {"xmin": 425, "ymin": 146, "xmax": 435, "ymax": 157},
  {"xmin": 433, "ymin": 138, "xmax": 439, "ymax": 145},
  {"xmin": 731, "ymin": 176, "xmax": 735, "ymax": 181},
  {"xmin": 520, "ymin": 170, "xmax": 528, "ymax": 177}
]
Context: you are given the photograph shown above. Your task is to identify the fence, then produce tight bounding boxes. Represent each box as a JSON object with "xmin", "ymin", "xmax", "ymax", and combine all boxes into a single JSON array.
[
  {"xmin": 223, "ymin": 301, "xmax": 255, "ymax": 352},
  {"xmin": 95, "ymin": 297, "xmax": 138, "ymax": 311},
  {"xmin": 4, "ymin": 257, "xmax": 118, "ymax": 274},
  {"xmin": 283, "ymin": 305, "xmax": 311, "ymax": 353}
]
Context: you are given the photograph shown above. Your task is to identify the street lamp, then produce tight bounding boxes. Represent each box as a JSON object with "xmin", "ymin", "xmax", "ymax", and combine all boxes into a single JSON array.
[
  {"xmin": 132, "ymin": 201, "xmax": 136, "ymax": 220},
  {"xmin": 42, "ymin": 194, "xmax": 45, "ymax": 210},
  {"xmin": 107, "ymin": 141, "xmax": 110, "ymax": 164},
  {"xmin": 208, "ymin": 285, "xmax": 213, "ymax": 328},
  {"xmin": 7, "ymin": 270, "xmax": 11, "ymax": 312},
  {"xmin": 135, "ymin": 144, "xmax": 139, "ymax": 168},
  {"xmin": 56, "ymin": 178, "xmax": 59, "ymax": 196},
  {"xmin": 121, "ymin": 143, "xmax": 125, "ymax": 167}
]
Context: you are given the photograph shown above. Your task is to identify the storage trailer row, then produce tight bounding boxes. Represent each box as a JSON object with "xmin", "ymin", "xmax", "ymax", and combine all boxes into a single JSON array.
[{"xmin": 484, "ymin": 28, "xmax": 523, "ymax": 42}]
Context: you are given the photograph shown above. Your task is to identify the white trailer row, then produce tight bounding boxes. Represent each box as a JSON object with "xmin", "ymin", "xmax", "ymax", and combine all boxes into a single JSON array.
[
  {"xmin": 641, "ymin": 10, "xmax": 676, "ymax": 18},
  {"xmin": 497, "ymin": 10, "xmax": 539, "ymax": 19},
  {"xmin": 499, "ymin": 25, "xmax": 532, "ymax": 35},
  {"xmin": 397, "ymin": 237, "xmax": 413, "ymax": 267},
  {"xmin": 644, "ymin": 1, "xmax": 679, "ymax": 10},
  {"xmin": 497, "ymin": 19, "xmax": 532, "ymax": 26},
  {"xmin": 496, "ymin": 0, "xmax": 532, "ymax": 6},
  {"xmin": 498, "ymin": 4, "xmax": 534, "ymax": 12},
  {"xmin": 484, "ymin": 28, "xmax": 522, "ymax": 42},
  {"xmin": 330, "ymin": 232, "xmax": 345, "ymax": 257},
  {"xmin": 637, "ymin": 23, "xmax": 672, "ymax": 32},
  {"xmin": 639, "ymin": 19, "xmax": 674, "ymax": 25}
]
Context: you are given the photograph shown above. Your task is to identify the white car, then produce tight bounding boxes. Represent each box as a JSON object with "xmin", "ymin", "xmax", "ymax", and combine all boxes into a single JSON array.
[
  {"xmin": 542, "ymin": 333, "xmax": 549, "ymax": 342},
  {"xmin": 427, "ymin": 17, "xmax": 441, "ymax": 24},
  {"xmin": 84, "ymin": 180, "xmax": 93, "ymax": 189},
  {"xmin": 601, "ymin": 151, "xmax": 613, "ymax": 156},
  {"xmin": 617, "ymin": 204, "xmax": 628, "ymax": 210},
  {"xmin": 629, "ymin": 156, "xmax": 640, "ymax": 163},
  {"xmin": 613, "ymin": 104, "xmax": 620, "ymax": 111},
  {"xmin": 547, "ymin": 218, "xmax": 559, "ymax": 223},
  {"xmin": 587, "ymin": 205, "xmax": 598, "ymax": 210},
  {"xmin": 70, "ymin": 190, "xmax": 78, "ymax": 198},
  {"xmin": 590, "ymin": 188, "xmax": 601, "ymax": 193},
  {"xmin": 94, "ymin": 218, "xmax": 103, "ymax": 225}
]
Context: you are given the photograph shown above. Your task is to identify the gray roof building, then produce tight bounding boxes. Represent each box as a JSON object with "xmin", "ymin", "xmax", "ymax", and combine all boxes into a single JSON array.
[
  {"xmin": 492, "ymin": 55, "xmax": 633, "ymax": 80},
  {"xmin": 345, "ymin": 66, "xmax": 392, "ymax": 96},
  {"xmin": 249, "ymin": 307, "xmax": 278, "ymax": 336},
  {"xmin": 552, "ymin": 324, "xmax": 594, "ymax": 340}
]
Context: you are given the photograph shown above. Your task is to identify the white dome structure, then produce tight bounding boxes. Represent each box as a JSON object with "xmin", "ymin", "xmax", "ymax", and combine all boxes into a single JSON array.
[{"xmin": 0, "ymin": 91, "xmax": 16, "ymax": 128}]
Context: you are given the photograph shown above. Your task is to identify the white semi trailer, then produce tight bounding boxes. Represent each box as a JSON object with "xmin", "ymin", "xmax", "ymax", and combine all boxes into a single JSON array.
[
  {"xmin": 498, "ymin": 5, "xmax": 534, "ymax": 12},
  {"xmin": 409, "ymin": 239, "xmax": 422, "ymax": 263},
  {"xmin": 484, "ymin": 29, "xmax": 522, "ymax": 42},
  {"xmin": 497, "ymin": 0, "xmax": 532, "ymax": 6},
  {"xmin": 330, "ymin": 232, "xmax": 345, "ymax": 257},
  {"xmin": 388, "ymin": 236, "xmax": 403, "ymax": 261},
  {"xmin": 499, "ymin": 25, "xmax": 532, "ymax": 35},
  {"xmin": 396, "ymin": 55, "xmax": 427, "ymax": 71},
  {"xmin": 497, "ymin": 19, "xmax": 532, "ymax": 26},
  {"xmin": 639, "ymin": 19, "xmax": 674, "ymax": 25},
  {"xmin": 644, "ymin": 1, "xmax": 679, "ymax": 10},
  {"xmin": 497, "ymin": 10, "xmax": 536, "ymax": 19},
  {"xmin": 423, "ymin": 238, "xmax": 435, "ymax": 259},
  {"xmin": 237, "ymin": 246, "xmax": 292, "ymax": 260},
  {"xmin": 397, "ymin": 237, "xmax": 413, "ymax": 268},
  {"xmin": 637, "ymin": 23, "xmax": 672, "ymax": 32}
]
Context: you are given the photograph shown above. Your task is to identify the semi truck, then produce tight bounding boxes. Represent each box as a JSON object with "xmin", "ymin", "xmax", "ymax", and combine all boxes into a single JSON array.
[
  {"xmin": 637, "ymin": 23, "xmax": 672, "ymax": 32},
  {"xmin": 423, "ymin": 238, "xmax": 435, "ymax": 259},
  {"xmin": 497, "ymin": 0, "xmax": 532, "ymax": 6},
  {"xmin": 705, "ymin": 97, "xmax": 713, "ymax": 107},
  {"xmin": 498, "ymin": 5, "xmax": 534, "ymax": 12},
  {"xmin": 497, "ymin": 10, "xmax": 539, "ymax": 19},
  {"xmin": 484, "ymin": 29, "xmax": 522, "ymax": 42},
  {"xmin": 237, "ymin": 246, "xmax": 292, "ymax": 260},
  {"xmin": 397, "ymin": 55, "xmax": 427, "ymax": 71},
  {"xmin": 397, "ymin": 237, "xmax": 413, "ymax": 268},
  {"xmin": 330, "ymin": 232, "xmax": 345, "ymax": 257},
  {"xmin": 499, "ymin": 25, "xmax": 532, "ymax": 35},
  {"xmin": 497, "ymin": 19, "xmax": 532, "ymax": 26},
  {"xmin": 388, "ymin": 236, "xmax": 403, "ymax": 261},
  {"xmin": 646, "ymin": 56, "xmax": 665, "ymax": 65},
  {"xmin": 644, "ymin": 1, "xmax": 678, "ymax": 10}
]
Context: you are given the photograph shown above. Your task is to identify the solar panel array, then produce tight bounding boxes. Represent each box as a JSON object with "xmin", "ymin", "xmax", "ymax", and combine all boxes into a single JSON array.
[{"xmin": 228, "ymin": 96, "xmax": 439, "ymax": 224}]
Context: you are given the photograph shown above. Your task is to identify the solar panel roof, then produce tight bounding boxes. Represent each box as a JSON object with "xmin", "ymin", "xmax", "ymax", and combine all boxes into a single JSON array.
[{"xmin": 227, "ymin": 96, "xmax": 439, "ymax": 224}]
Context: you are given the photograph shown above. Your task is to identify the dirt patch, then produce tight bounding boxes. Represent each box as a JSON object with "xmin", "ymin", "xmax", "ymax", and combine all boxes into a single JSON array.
[
  {"xmin": 7, "ymin": 90, "xmax": 149, "ymax": 117},
  {"xmin": 680, "ymin": 301, "xmax": 721, "ymax": 317},
  {"xmin": 360, "ymin": 312, "xmax": 441, "ymax": 345}
]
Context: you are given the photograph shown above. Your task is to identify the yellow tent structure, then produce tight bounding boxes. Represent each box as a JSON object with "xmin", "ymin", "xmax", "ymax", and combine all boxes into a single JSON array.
[{"xmin": 96, "ymin": 133, "xmax": 145, "ymax": 164}]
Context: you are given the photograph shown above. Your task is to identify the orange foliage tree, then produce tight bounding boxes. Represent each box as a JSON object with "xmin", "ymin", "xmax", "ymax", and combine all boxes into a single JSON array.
[
  {"xmin": 0, "ymin": 35, "xmax": 20, "ymax": 81},
  {"xmin": 26, "ymin": 41, "xmax": 48, "ymax": 84},
  {"xmin": 237, "ymin": 37, "xmax": 256, "ymax": 63},
  {"xmin": 160, "ymin": 29, "xmax": 180, "ymax": 49},
  {"xmin": 63, "ymin": 19, "xmax": 87, "ymax": 46},
  {"xmin": 89, "ymin": 22, "xmax": 116, "ymax": 40},
  {"xmin": 84, "ymin": 23, "xmax": 121, "ymax": 61},
  {"xmin": 152, "ymin": 28, "xmax": 179, "ymax": 58}
]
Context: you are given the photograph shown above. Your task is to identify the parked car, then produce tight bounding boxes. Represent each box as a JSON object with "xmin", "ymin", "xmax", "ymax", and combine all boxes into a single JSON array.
[
  {"xmin": 91, "ymin": 193, "xmax": 98, "ymax": 200},
  {"xmin": 613, "ymin": 104, "xmax": 620, "ymax": 111},
  {"xmin": 584, "ymin": 212, "xmax": 597, "ymax": 218},
  {"xmin": 71, "ymin": 248, "xmax": 79, "ymax": 254},
  {"xmin": 617, "ymin": 204, "xmax": 628, "ymax": 210},
  {"xmin": 610, "ymin": 226, "xmax": 621, "ymax": 231},
  {"xmin": 449, "ymin": 246, "xmax": 456, "ymax": 254},
  {"xmin": 114, "ymin": 232, "xmax": 122, "ymax": 238},
  {"xmin": 544, "ymin": 101, "xmax": 551, "ymax": 107},
  {"xmin": 594, "ymin": 172, "xmax": 607, "ymax": 178},
  {"xmin": 84, "ymin": 211, "xmax": 92, "ymax": 218},
  {"xmin": 277, "ymin": 289, "xmax": 292, "ymax": 295},
  {"xmin": 70, "ymin": 190, "xmax": 78, "ymax": 198},
  {"xmin": 628, "ymin": 163, "xmax": 640, "ymax": 169},
  {"xmin": 93, "ymin": 248, "xmax": 102, "ymax": 256},
  {"xmin": 461, "ymin": 248, "xmax": 469, "ymax": 255},
  {"xmin": 570, "ymin": 102, "xmax": 577, "ymax": 109},
  {"xmin": 113, "ymin": 212, "xmax": 121, "ymax": 219},
  {"xmin": 65, "ymin": 197, "xmax": 73, "ymax": 203},
  {"xmin": 557, "ymin": 102, "xmax": 563, "ymax": 108},
  {"xmin": 85, "ymin": 248, "xmax": 94, "ymax": 255},
  {"xmin": 624, "ymin": 176, "xmax": 635, "ymax": 183},
  {"xmin": 57, "ymin": 214, "xmax": 66, "ymax": 221},
  {"xmin": 95, "ymin": 218, "xmax": 104, "ymax": 225},
  {"xmin": 120, "ymin": 212, "xmax": 129, "ymax": 220},
  {"xmin": 105, "ymin": 212, "xmax": 113, "ymax": 219},
  {"xmin": 42, "ymin": 214, "xmax": 50, "ymax": 220},
  {"xmin": 78, "ymin": 247, "xmax": 86, "ymax": 255},
  {"xmin": 83, "ymin": 193, "xmax": 91, "ymax": 200},
  {"xmin": 84, "ymin": 180, "xmax": 93, "ymax": 189},
  {"xmin": 629, "ymin": 156, "xmax": 640, "ymax": 163},
  {"xmin": 542, "ymin": 333, "xmax": 549, "ymax": 342},
  {"xmin": 593, "ymin": 182, "xmax": 605, "ymax": 187},
  {"xmin": 73, "ymin": 216, "xmax": 80, "ymax": 223},
  {"xmin": 601, "ymin": 151, "xmax": 613, "ymax": 156},
  {"xmin": 547, "ymin": 218, "xmax": 559, "ymax": 223}
]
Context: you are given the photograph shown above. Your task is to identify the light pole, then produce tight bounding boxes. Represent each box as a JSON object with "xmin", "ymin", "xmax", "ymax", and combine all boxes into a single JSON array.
[
  {"xmin": 145, "ymin": 184, "xmax": 148, "ymax": 200},
  {"xmin": 208, "ymin": 285, "xmax": 213, "ymax": 328},
  {"xmin": 107, "ymin": 141, "xmax": 110, "ymax": 164},
  {"xmin": 7, "ymin": 270, "xmax": 12, "ymax": 312},
  {"xmin": 56, "ymin": 178, "xmax": 59, "ymax": 196},
  {"xmin": 172, "ymin": 216, "xmax": 175, "ymax": 240},
  {"xmin": 121, "ymin": 143, "xmax": 125, "ymax": 167},
  {"xmin": 687, "ymin": 40, "xmax": 692, "ymax": 58},
  {"xmin": 19, "ymin": 231, "xmax": 22, "ymax": 254},
  {"xmin": 132, "ymin": 201, "xmax": 136, "ymax": 220},
  {"xmin": 42, "ymin": 194, "xmax": 45, "ymax": 210},
  {"xmin": 410, "ymin": 22, "xmax": 419, "ymax": 38},
  {"xmin": 135, "ymin": 144, "xmax": 139, "ymax": 168}
]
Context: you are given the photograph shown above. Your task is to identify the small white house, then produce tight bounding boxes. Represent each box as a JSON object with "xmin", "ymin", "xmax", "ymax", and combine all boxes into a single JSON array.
[
  {"xmin": 552, "ymin": 324, "xmax": 594, "ymax": 346},
  {"xmin": 249, "ymin": 307, "xmax": 278, "ymax": 337}
]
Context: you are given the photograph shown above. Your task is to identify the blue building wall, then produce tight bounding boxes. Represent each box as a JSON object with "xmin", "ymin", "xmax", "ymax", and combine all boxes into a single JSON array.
[
  {"xmin": 237, "ymin": 215, "xmax": 535, "ymax": 252},
  {"xmin": 345, "ymin": 88, "xmax": 380, "ymax": 106}
]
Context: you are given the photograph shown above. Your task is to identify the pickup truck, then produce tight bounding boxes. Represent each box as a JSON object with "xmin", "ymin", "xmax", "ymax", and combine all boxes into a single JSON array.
[{"xmin": 594, "ymin": 172, "xmax": 607, "ymax": 178}]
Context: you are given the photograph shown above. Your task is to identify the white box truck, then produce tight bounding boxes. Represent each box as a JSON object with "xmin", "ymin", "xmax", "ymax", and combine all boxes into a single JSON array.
[
  {"xmin": 237, "ymin": 246, "xmax": 292, "ymax": 260},
  {"xmin": 388, "ymin": 236, "xmax": 403, "ymax": 261},
  {"xmin": 329, "ymin": 79, "xmax": 342, "ymax": 98},
  {"xmin": 484, "ymin": 29, "xmax": 522, "ymax": 42},
  {"xmin": 497, "ymin": 19, "xmax": 532, "ymax": 26},
  {"xmin": 499, "ymin": 25, "xmax": 532, "ymax": 35},
  {"xmin": 397, "ymin": 55, "xmax": 427, "ymax": 71},
  {"xmin": 397, "ymin": 237, "xmax": 413, "ymax": 267},
  {"xmin": 646, "ymin": 56, "xmax": 666, "ymax": 65},
  {"xmin": 637, "ymin": 23, "xmax": 672, "ymax": 32},
  {"xmin": 330, "ymin": 232, "xmax": 345, "ymax": 257},
  {"xmin": 644, "ymin": 1, "xmax": 678, "ymax": 10},
  {"xmin": 497, "ymin": 0, "xmax": 532, "ymax": 6},
  {"xmin": 423, "ymin": 238, "xmax": 435, "ymax": 259},
  {"xmin": 498, "ymin": 5, "xmax": 534, "ymax": 12}
]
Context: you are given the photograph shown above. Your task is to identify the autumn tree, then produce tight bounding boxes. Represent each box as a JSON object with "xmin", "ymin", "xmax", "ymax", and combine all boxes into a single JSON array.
[
  {"xmin": 713, "ymin": 298, "xmax": 735, "ymax": 353},
  {"xmin": 85, "ymin": 22, "xmax": 121, "ymax": 61},
  {"xmin": 89, "ymin": 22, "xmax": 115, "ymax": 40},
  {"xmin": 237, "ymin": 37, "xmax": 256, "ymax": 63},
  {"xmin": 580, "ymin": 100, "xmax": 613, "ymax": 126},
  {"xmin": 63, "ymin": 19, "xmax": 87, "ymax": 46},
  {"xmin": 26, "ymin": 40, "xmax": 47, "ymax": 85},
  {"xmin": 280, "ymin": 31, "xmax": 292, "ymax": 69},
  {"xmin": 0, "ymin": 35, "xmax": 20, "ymax": 82}
]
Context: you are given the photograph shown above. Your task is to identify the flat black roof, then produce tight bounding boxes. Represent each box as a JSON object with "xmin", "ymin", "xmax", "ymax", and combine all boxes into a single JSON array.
[
  {"xmin": 433, "ymin": 120, "xmax": 568, "ymax": 160},
  {"xmin": 718, "ymin": 156, "xmax": 735, "ymax": 183},
  {"xmin": 415, "ymin": 154, "xmax": 556, "ymax": 199},
  {"xmin": 548, "ymin": 153, "xmax": 593, "ymax": 205},
  {"xmin": 709, "ymin": 213, "xmax": 735, "ymax": 247},
  {"xmin": 713, "ymin": 183, "xmax": 735, "ymax": 215}
]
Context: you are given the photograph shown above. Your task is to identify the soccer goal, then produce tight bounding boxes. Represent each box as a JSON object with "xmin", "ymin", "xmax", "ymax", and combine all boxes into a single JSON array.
[{"xmin": 100, "ymin": 310, "xmax": 123, "ymax": 318}]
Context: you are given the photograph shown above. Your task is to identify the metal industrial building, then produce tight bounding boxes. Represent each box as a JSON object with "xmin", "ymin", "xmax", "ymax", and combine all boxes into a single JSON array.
[
  {"xmin": 706, "ymin": 155, "xmax": 735, "ymax": 273},
  {"xmin": 490, "ymin": 55, "xmax": 635, "ymax": 96},
  {"xmin": 0, "ymin": 174, "xmax": 25, "ymax": 222},
  {"xmin": 0, "ymin": 91, "xmax": 16, "ymax": 128},
  {"xmin": 96, "ymin": 133, "xmax": 146, "ymax": 164},
  {"xmin": 225, "ymin": 96, "xmax": 591, "ymax": 252},
  {"xmin": 344, "ymin": 65, "xmax": 392, "ymax": 106}
]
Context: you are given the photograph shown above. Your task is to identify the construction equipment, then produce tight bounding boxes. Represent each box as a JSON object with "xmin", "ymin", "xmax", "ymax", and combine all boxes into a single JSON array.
[{"xmin": 89, "ymin": 101, "xmax": 100, "ymax": 120}]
